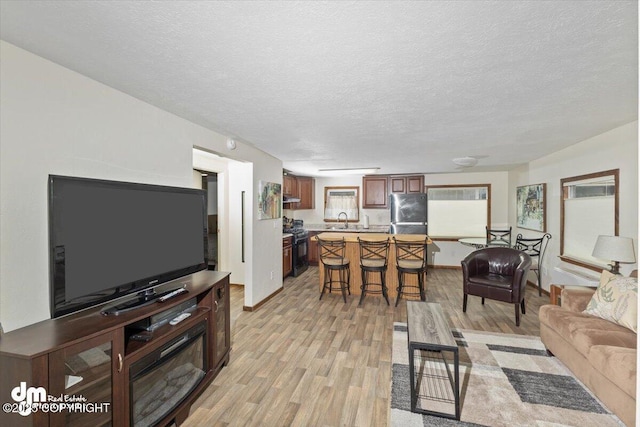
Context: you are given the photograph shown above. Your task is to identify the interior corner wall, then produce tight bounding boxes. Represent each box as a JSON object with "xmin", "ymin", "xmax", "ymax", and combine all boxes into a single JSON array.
[
  {"xmin": 508, "ymin": 121, "xmax": 639, "ymax": 290},
  {"xmin": 0, "ymin": 41, "xmax": 283, "ymax": 331}
]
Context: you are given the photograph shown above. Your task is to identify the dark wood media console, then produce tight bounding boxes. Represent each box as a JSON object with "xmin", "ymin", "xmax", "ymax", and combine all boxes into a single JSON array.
[{"xmin": 0, "ymin": 270, "xmax": 231, "ymax": 427}]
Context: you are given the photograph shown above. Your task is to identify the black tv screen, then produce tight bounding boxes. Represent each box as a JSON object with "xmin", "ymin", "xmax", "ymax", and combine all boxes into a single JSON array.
[{"xmin": 49, "ymin": 175, "xmax": 207, "ymax": 318}]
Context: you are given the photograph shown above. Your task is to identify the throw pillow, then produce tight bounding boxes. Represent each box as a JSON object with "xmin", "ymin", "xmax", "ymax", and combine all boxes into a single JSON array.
[{"xmin": 584, "ymin": 270, "xmax": 638, "ymax": 333}]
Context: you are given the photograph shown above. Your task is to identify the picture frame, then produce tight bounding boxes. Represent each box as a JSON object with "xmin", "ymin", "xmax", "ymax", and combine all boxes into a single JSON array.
[
  {"xmin": 258, "ymin": 181, "xmax": 282, "ymax": 220},
  {"xmin": 516, "ymin": 183, "xmax": 546, "ymax": 232}
]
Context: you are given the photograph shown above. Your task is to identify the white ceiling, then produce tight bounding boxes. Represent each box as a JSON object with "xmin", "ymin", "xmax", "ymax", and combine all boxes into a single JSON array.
[{"xmin": 1, "ymin": 1, "xmax": 637, "ymax": 175}]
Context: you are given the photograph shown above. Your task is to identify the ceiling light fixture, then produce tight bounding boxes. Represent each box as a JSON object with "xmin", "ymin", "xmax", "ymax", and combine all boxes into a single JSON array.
[
  {"xmin": 317, "ymin": 167, "xmax": 380, "ymax": 176},
  {"xmin": 452, "ymin": 156, "xmax": 478, "ymax": 167},
  {"xmin": 226, "ymin": 138, "xmax": 237, "ymax": 150}
]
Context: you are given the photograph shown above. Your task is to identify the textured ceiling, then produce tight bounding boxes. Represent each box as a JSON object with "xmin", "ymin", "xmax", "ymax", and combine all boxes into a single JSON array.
[{"xmin": 1, "ymin": 1, "xmax": 637, "ymax": 175}]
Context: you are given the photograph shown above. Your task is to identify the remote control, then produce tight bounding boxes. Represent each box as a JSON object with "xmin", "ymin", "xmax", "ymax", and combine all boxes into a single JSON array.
[
  {"xmin": 157, "ymin": 287, "xmax": 188, "ymax": 302},
  {"xmin": 169, "ymin": 312, "xmax": 191, "ymax": 326}
]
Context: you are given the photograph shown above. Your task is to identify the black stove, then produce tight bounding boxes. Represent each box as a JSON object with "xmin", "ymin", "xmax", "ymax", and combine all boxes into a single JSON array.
[{"xmin": 284, "ymin": 220, "xmax": 308, "ymax": 276}]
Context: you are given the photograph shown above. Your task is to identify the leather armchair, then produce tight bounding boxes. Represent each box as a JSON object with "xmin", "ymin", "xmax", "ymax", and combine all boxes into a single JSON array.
[{"xmin": 461, "ymin": 247, "xmax": 532, "ymax": 326}]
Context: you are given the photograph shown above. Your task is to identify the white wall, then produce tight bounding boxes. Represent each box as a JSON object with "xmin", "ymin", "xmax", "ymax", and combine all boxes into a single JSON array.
[
  {"xmin": 508, "ymin": 121, "xmax": 639, "ymax": 291},
  {"xmin": 0, "ymin": 41, "xmax": 282, "ymax": 331}
]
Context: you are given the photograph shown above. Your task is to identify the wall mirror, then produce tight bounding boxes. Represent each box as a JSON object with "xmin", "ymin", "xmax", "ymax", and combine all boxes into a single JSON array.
[{"xmin": 324, "ymin": 186, "xmax": 359, "ymax": 222}]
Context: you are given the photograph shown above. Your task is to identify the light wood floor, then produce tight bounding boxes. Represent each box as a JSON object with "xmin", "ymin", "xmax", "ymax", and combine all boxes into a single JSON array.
[{"xmin": 184, "ymin": 267, "xmax": 550, "ymax": 426}]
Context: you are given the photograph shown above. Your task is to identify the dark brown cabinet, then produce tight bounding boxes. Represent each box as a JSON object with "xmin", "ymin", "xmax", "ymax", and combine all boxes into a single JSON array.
[
  {"xmin": 283, "ymin": 175, "xmax": 296, "ymax": 197},
  {"xmin": 296, "ymin": 177, "xmax": 315, "ymax": 209},
  {"xmin": 363, "ymin": 175, "xmax": 424, "ymax": 208},
  {"xmin": 283, "ymin": 236, "xmax": 293, "ymax": 277},
  {"xmin": 49, "ymin": 330, "xmax": 124, "ymax": 427},
  {"xmin": 363, "ymin": 176, "xmax": 390, "ymax": 209},
  {"xmin": 0, "ymin": 271, "xmax": 230, "ymax": 427},
  {"xmin": 212, "ymin": 279, "xmax": 230, "ymax": 370},
  {"xmin": 283, "ymin": 174, "xmax": 315, "ymax": 210},
  {"xmin": 390, "ymin": 175, "xmax": 424, "ymax": 194}
]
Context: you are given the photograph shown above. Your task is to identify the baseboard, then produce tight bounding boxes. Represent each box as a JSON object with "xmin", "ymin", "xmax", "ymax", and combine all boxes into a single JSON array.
[
  {"xmin": 431, "ymin": 264, "xmax": 461, "ymax": 270},
  {"xmin": 243, "ymin": 286, "xmax": 284, "ymax": 312}
]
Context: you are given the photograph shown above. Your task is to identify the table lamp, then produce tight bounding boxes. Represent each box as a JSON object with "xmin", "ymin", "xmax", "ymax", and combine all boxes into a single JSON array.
[{"xmin": 591, "ymin": 235, "xmax": 636, "ymax": 274}]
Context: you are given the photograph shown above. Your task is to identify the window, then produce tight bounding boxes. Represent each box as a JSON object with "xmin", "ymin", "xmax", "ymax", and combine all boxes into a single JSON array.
[
  {"xmin": 324, "ymin": 186, "xmax": 359, "ymax": 222},
  {"xmin": 426, "ymin": 185, "xmax": 490, "ymax": 238},
  {"xmin": 561, "ymin": 169, "xmax": 619, "ymax": 270}
]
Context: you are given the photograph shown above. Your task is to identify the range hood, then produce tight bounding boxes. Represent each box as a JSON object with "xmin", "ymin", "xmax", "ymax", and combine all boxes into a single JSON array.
[{"xmin": 283, "ymin": 196, "xmax": 301, "ymax": 203}]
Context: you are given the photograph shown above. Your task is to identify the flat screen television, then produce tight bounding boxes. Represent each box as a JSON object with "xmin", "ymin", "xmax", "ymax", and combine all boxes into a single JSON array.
[{"xmin": 49, "ymin": 175, "xmax": 207, "ymax": 318}]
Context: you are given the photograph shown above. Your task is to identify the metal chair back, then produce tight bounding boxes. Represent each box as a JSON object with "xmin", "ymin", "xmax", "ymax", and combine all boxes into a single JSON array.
[
  {"xmin": 486, "ymin": 226, "xmax": 512, "ymax": 246},
  {"xmin": 318, "ymin": 237, "xmax": 348, "ymax": 267},
  {"xmin": 357, "ymin": 238, "xmax": 390, "ymax": 270},
  {"xmin": 393, "ymin": 238, "xmax": 428, "ymax": 271},
  {"xmin": 514, "ymin": 233, "xmax": 551, "ymax": 266}
]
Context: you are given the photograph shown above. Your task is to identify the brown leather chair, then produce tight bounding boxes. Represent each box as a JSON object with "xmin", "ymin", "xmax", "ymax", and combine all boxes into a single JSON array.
[{"xmin": 461, "ymin": 247, "xmax": 532, "ymax": 326}]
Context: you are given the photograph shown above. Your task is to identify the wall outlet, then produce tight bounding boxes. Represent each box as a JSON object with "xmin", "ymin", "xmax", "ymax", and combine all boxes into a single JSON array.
[{"xmin": 270, "ymin": 271, "xmax": 274, "ymax": 280}]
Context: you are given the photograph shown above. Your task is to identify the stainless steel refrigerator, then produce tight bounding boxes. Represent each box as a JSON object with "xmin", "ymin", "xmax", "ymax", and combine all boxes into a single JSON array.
[{"xmin": 390, "ymin": 193, "xmax": 427, "ymax": 234}]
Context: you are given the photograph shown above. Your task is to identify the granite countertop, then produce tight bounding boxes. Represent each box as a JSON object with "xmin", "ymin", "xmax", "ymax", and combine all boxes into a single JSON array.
[
  {"xmin": 304, "ymin": 223, "xmax": 390, "ymax": 233},
  {"xmin": 313, "ymin": 232, "xmax": 432, "ymax": 243}
]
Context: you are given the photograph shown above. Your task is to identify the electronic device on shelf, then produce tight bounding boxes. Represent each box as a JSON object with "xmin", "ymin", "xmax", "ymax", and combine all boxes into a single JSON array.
[
  {"xmin": 128, "ymin": 297, "xmax": 197, "ymax": 332},
  {"xmin": 48, "ymin": 175, "xmax": 208, "ymax": 318}
]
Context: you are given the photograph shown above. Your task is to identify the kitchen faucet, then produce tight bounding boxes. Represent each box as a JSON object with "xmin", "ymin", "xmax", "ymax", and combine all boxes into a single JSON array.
[{"xmin": 337, "ymin": 211, "xmax": 348, "ymax": 229}]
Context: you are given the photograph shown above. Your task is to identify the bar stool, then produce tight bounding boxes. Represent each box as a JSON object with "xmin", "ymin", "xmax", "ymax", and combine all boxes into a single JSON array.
[
  {"xmin": 357, "ymin": 237, "xmax": 390, "ymax": 306},
  {"xmin": 318, "ymin": 237, "xmax": 351, "ymax": 303},
  {"xmin": 393, "ymin": 237, "xmax": 429, "ymax": 306}
]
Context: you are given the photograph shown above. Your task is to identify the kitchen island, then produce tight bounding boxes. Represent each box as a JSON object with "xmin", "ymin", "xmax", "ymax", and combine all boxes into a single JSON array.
[{"xmin": 312, "ymin": 232, "xmax": 432, "ymax": 300}]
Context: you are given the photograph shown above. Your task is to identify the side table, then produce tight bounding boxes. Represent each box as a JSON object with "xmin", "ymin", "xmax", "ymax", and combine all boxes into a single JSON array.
[{"xmin": 549, "ymin": 285, "xmax": 563, "ymax": 306}]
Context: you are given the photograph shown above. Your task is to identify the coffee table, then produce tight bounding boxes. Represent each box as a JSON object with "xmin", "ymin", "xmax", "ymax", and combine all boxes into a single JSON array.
[{"xmin": 406, "ymin": 301, "xmax": 460, "ymax": 420}]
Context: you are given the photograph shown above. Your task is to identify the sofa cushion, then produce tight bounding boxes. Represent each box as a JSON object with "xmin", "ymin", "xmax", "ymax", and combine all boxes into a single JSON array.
[
  {"xmin": 588, "ymin": 345, "xmax": 637, "ymax": 399},
  {"xmin": 467, "ymin": 273, "xmax": 513, "ymax": 288},
  {"xmin": 571, "ymin": 328, "xmax": 637, "ymax": 356},
  {"xmin": 539, "ymin": 305, "xmax": 634, "ymax": 355},
  {"xmin": 584, "ymin": 270, "xmax": 638, "ymax": 332}
]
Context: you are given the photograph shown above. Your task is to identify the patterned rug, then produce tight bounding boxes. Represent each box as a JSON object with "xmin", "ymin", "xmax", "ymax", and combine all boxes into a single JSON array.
[{"xmin": 391, "ymin": 323, "xmax": 624, "ymax": 427}]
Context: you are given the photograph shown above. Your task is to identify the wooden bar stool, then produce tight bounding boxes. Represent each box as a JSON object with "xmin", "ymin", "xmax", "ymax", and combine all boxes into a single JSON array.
[
  {"xmin": 357, "ymin": 237, "xmax": 390, "ymax": 306},
  {"xmin": 393, "ymin": 237, "xmax": 429, "ymax": 306},
  {"xmin": 318, "ymin": 237, "xmax": 351, "ymax": 303}
]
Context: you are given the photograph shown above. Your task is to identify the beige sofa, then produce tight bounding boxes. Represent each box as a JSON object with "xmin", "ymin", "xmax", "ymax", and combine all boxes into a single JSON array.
[{"xmin": 539, "ymin": 286, "xmax": 636, "ymax": 426}]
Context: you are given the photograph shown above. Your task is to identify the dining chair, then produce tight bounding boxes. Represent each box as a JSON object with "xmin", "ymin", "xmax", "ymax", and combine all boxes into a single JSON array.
[
  {"xmin": 486, "ymin": 226, "xmax": 512, "ymax": 247},
  {"xmin": 514, "ymin": 233, "xmax": 552, "ymax": 296}
]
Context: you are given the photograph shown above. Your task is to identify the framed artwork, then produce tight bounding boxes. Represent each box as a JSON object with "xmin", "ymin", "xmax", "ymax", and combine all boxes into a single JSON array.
[
  {"xmin": 258, "ymin": 181, "xmax": 282, "ymax": 220},
  {"xmin": 516, "ymin": 183, "xmax": 546, "ymax": 232}
]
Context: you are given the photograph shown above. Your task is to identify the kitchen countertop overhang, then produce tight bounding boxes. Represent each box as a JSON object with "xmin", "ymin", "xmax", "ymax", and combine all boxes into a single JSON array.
[{"xmin": 304, "ymin": 224, "xmax": 390, "ymax": 233}]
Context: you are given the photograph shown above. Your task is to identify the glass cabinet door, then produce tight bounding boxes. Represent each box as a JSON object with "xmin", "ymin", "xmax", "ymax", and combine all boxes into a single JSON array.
[
  {"xmin": 49, "ymin": 330, "xmax": 124, "ymax": 427},
  {"xmin": 213, "ymin": 284, "xmax": 229, "ymax": 367}
]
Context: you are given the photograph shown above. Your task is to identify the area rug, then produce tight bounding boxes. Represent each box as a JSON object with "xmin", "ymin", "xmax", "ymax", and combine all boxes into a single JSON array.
[{"xmin": 391, "ymin": 323, "xmax": 624, "ymax": 427}]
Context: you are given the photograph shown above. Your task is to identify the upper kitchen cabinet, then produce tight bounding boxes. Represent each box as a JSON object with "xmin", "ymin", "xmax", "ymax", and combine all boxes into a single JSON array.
[
  {"xmin": 296, "ymin": 176, "xmax": 315, "ymax": 209},
  {"xmin": 363, "ymin": 175, "xmax": 389, "ymax": 209},
  {"xmin": 390, "ymin": 175, "xmax": 425, "ymax": 194},
  {"xmin": 283, "ymin": 174, "xmax": 297, "ymax": 197},
  {"xmin": 283, "ymin": 173, "xmax": 315, "ymax": 210},
  {"xmin": 362, "ymin": 174, "xmax": 424, "ymax": 208}
]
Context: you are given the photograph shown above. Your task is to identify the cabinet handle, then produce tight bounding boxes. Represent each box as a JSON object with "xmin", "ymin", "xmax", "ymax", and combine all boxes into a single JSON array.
[
  {"xmin": 214, "ymin": 300, "xmax": 219, "ymax": 313},
  {"xmin": 117, "ymin": 353, "xmax": 123, "ymax": 373}
]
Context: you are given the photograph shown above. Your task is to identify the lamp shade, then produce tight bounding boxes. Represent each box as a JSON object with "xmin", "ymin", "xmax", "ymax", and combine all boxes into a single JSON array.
[{"xmin": 592, "ymin": 235, "xmax": 636, "ymax": 263}]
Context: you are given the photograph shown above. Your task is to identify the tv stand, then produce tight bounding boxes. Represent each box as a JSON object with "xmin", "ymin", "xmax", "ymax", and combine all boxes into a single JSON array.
[
  {"xmin": 101, "ymin": 286, "xmax": 187, "ymax": 315},
  {"xmin": 0, "ymin": 270, "xmax": 230, "ymax": 427}
]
